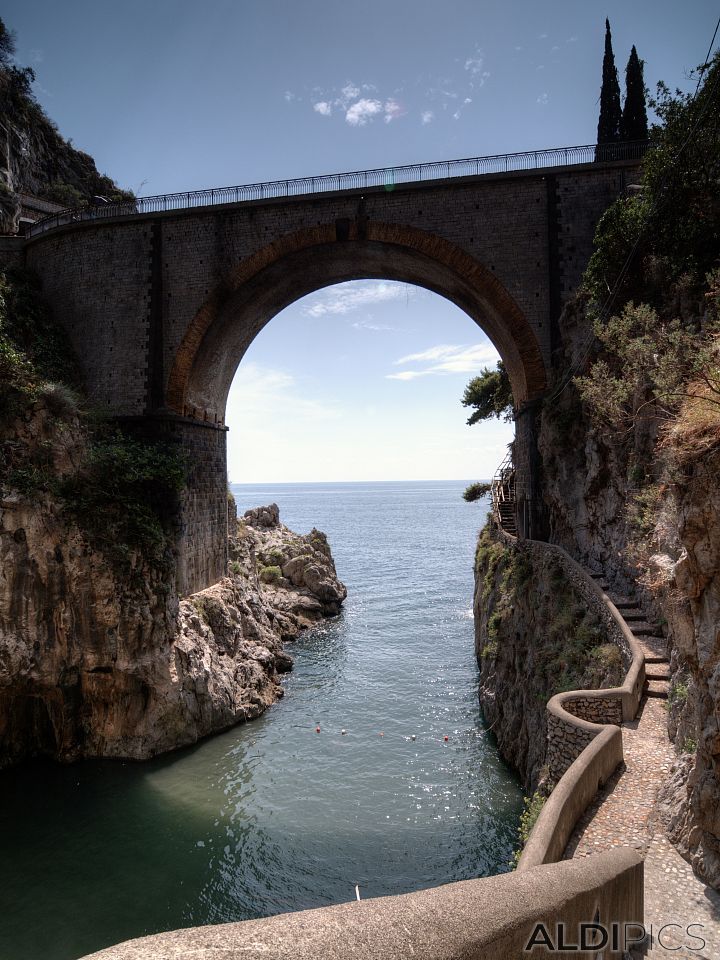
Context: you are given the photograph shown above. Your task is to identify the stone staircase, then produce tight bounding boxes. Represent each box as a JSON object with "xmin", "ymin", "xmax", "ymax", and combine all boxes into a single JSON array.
[
  {"xmin": 589, "ymin": 573, "xmax": 670, "ymax": 700},
  {"xmin": 497, "ymin": 500, "xmax": 517, "ymax": 536}
]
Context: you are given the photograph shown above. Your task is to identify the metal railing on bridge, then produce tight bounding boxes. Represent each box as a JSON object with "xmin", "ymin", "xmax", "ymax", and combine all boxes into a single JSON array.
[{"xmin": 25, "ymin": 140, "xmax": 650, "ymax": 238}]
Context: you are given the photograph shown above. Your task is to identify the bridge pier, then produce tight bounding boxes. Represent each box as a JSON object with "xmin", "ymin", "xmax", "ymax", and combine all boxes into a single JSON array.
[
  {"xmin": 514, "ymin": 399, "xmax": 546, "ymax": 541},
  {"xmin": 118, "ymin": 413, "xmax": 228, "ymax": 596}
]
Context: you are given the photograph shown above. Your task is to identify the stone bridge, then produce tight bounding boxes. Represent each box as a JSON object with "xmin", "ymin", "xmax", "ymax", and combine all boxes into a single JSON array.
[{"xmin": 21, "ymin": 145, "xmax": 643, "ymax": 594}]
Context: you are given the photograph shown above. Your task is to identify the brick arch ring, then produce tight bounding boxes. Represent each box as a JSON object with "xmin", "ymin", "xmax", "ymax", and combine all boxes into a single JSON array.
[{"xmin": 165, "ymin": 221, "xmax": 547, "ymax": 419}]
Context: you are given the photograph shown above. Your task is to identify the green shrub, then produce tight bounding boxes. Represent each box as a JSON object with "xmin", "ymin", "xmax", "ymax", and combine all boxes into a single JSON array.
[
  {"xmin": 58, "ymin": 431, "xmax": 186, "ymax": 571},
  {"xmin": 669, "ymin": 681, "xmax": 689, "ymax": 705},
  {"xmin": 463, "ymin": 481, "xmax": 492, "ymax": 503},
  {"xmin": 259, "ymin": 564, "xmax": 282, "ymax": 584},
  {"xmin": 511, "ymin": 791, "xmax": 546, "ymax": 868}
]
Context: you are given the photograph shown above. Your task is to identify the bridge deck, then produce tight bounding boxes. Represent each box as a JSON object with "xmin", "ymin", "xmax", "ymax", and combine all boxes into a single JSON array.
[{"xmin": 25, "ymin": 140, "xmax": 648, "ymax": 238}]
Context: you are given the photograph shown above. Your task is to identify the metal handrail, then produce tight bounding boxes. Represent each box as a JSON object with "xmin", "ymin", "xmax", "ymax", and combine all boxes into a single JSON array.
[
  {"xmin": 491, "ymin": 450, "xmax": 516, "ymax": 532},
  {"xmin": 25, "ymin": 140, "xmax": 650, "ymax": 238}
]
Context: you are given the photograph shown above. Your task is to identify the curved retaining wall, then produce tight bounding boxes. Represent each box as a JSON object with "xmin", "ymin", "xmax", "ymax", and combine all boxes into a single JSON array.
[{"xmin": 492, "ymin": 533, "xmax": 647, "ymax": 870}]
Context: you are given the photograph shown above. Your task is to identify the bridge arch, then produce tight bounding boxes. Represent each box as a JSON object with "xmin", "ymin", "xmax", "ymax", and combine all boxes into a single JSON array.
[{"xmin": 165, "ymin": 222, "xmax": 547, "ymax": 423}]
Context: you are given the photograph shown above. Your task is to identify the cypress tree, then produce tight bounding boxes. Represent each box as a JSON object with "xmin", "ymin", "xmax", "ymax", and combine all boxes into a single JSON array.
[
  {"xmin": 596, "ymin": 18, "xmax": 622, "ymax": 146},
  {"xmin": 621, "ymin": 45, "xmax": 649, "ymax": 141}
]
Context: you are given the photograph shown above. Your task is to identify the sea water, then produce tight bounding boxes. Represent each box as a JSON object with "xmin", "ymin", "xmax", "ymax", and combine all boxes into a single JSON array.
[{"xmin": 0, "ymin": 481, "xmax": 522, "ymax": 960}]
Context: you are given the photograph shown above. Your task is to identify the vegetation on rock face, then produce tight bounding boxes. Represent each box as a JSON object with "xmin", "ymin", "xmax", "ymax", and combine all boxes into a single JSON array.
[
  {"xmin": 0, "ymin": 265, "xmax": 186, "ymax": 572},
  {"xmin": 477, "ymin": 529, "xmax": 625, "ymax": 697},
  {"xmin": 511, "ymin": 790, "xmax": 547, "ymax": 868},
  {"xmin": 0, "ymin": 15, "xmax": 133, "ymax": 231},
  {"xmin": 578, "ymin": 49, "xmax": 720, "ymax": 470},
  {"xmin": 0, "ymin": 266, "xmax": 80, "ymax": 404},
  {"xmin": 462, "ymin": 481, "xmax": 492, "ymax": 503}
]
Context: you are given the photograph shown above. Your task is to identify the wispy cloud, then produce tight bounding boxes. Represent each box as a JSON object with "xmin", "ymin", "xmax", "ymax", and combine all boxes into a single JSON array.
[
  {"xmin": 537, "ymin": 92, "xmax": 549, "ymax": 105},
  {"xmin": 313, "ymin": 100, "xmax": 332, "ymax": 116},
  {"xmin": 231, "ymin": 363, "xmax": 341, "ymax": 422},
  {"xmin": 421, "ymin": 109, "xmax": 434, "ymax": 125},
  {"xmin": 464, "ymin": 55, "xmax": 484, "ymax": 75},
  {"xmin": 387, "ymin": 343, "xmax": 499, "ymax": 380},
  {"xmin": 383, "ymin": 98, "xmax": 404, "ymax": 123},
  {"xmin": 303, "ymin": 281, "xmax": 416, "ymax": 318}
]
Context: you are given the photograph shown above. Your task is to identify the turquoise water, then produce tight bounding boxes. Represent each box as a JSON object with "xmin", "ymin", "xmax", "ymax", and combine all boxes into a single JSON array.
[{"xmin": 0, "ymin": 481, "xmax": 522, "ymax": 960}]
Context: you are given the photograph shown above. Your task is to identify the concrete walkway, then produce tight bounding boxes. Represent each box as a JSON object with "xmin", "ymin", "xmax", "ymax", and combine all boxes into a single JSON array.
[{"xmin": 564, "ymin": 693, "xmax": 720, "ymax": 957}]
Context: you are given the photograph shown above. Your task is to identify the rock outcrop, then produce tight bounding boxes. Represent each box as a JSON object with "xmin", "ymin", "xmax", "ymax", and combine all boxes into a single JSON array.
[
  {"xmin": 474, "ymin": 528, "xmax": 624, "ymax": 792},
  {"xmin": 0, "ymin": 473, "xmax": 346, "ymax": 765}
]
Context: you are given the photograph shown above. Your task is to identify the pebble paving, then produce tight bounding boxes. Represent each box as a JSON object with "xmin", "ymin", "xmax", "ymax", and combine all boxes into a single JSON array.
[{"xmin": 564, "ymin": 697, "xmax": 720, "ymax": 957}]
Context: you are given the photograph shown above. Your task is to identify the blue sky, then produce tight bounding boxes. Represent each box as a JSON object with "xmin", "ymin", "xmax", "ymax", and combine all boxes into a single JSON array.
[{"xmin": 5, "ymin": 1, "xmax": 717, "ymax": 481}]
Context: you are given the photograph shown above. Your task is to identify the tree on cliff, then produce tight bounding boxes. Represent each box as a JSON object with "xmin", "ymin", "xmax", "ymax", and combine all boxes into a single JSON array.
[
  {"xmin": 596, "ymin": 18, "xmax": 622, "ymax": 146},
  {"xmin": 585, "ymin": 49, "xmax": 720, "ymax": 305},
  {"xmin": 460, "ymin": 361, "xmax": 513, "ymax": 503},
  {"xmin": 0, "ymin": 18, "xmax": 15, "ymax": 65},
  {"xmin": 461, "ymin": 361, "xmax": 513, "ymax": 425},
  {"xmin": 620, "ymin": 45, "xmax": 649, "ymax": 141}
]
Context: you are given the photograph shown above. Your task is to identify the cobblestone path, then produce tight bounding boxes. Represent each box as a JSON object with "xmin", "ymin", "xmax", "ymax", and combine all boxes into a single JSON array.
[{"xmin": 564, "ymin": 696, "xmax": 720, "ymax": 957}]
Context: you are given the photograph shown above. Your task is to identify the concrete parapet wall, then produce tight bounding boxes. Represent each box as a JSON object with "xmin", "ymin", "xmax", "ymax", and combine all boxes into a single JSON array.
[{"xmin": 82, "ymin": 848, "xmax": 643, "ymax": 960}]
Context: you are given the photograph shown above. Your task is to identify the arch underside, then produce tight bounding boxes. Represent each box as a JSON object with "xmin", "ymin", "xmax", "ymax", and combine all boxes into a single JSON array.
[{"xmin": 166, "ymin": 223, "xmax": 547, "ymax": 422}]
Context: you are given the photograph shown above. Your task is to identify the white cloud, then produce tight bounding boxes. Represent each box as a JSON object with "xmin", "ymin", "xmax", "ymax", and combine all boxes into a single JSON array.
[
  {"xmin": 452, "ymin": 110, "xmax": 461, "ymax": 120},
  {"xmin": 345, "ymin": 98, "xmax": 383, "ymax": 125},
  {"xmin": 384, "ymin": 98, "xmax": 403, "ymax": 122},
  {"xmin": 567, "ymin": 36, "xmax": 578, "ymax": 43},
  {"xmin": 537, "ymin": 92, "xmax": 549, "ymax": 105},
  {"xmin": 464, "ymin": 56, "xmax": 484, "ymax": 75},
  {"xmin": 464, "ymin": 97, "xmax": 472, "ymax": 104},
  {"xmin": 313, "ymin": 100, "xmax": 332, "ymax": 116},
  {"xmin": 421, "ymin": 110, "xmax": 434, "ymax": 124},
  {"xmin": 539, "ymin": 33, "xmax": 548, "ymax": 39},
  {"xmin": 389, "ymin": 343, "xmax": 500, "ymax": 380},
  {"xmin": 340, "ymin": 82, "xmax": 361, "ymax": 103},
  {"xmin": 386, "ymin": 370, "xmax": 428, "ymax": 381},
  {"xmin": 303, "ymin": 281, "xmax": 416, "ymax": 317}
]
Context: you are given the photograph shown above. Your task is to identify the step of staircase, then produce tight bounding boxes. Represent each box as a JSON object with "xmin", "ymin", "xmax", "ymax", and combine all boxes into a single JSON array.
[
  {"xmin": 628, "ymin": 621, "xmax": 664, "ymax": 637},
  {"xmin": 646, "ymin": 663, "xmax": 671, "ymax": 680},
  {"xmin": 609, "ymin": 597, "xmax": 639, "ymax": 610},
  {"xmin": 622, "ymin": 610, "xmax": 660, "ymax": 626},
  {"xmin": 636, "ymin": 637, "xmax": 668, "ymax": 662},
  {"xmin": 645, "ymin": 679, "xmax": 670, "ymax": 699}
]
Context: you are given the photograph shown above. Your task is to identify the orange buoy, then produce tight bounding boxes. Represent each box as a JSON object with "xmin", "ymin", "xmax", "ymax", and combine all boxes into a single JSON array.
[
  {"xmin": 379, "ymin": 732, "xmax": 384, "ymax": 737},
  {"xmin": 444, "ymin": 735, "xmax": 449, "ymax": 742},
  {"xmin": 316, "ymin": 726, "xmax": 321, "ymax": 733}
]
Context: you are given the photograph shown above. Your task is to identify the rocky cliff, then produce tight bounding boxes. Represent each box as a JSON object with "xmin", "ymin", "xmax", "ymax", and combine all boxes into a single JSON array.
[
  {"xmin": 0, "ymin": 397, "xmax": 346, "ymax": 766},
  {"xmin": 475, "ymin": 281, "xmax": 720, "ymax": 888},
  {"xmin": 0, "ymin": 23, "xmax": 133, "ymax": 232},
  {"xmin": 474, "ymin": 526, "xmax": 624, "ymax": 792}
]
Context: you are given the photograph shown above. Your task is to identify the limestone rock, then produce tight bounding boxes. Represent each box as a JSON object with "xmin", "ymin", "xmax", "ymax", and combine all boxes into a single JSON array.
[{"xmin": 0, "ymin": 411, "xmax": 347, "ymax": 767}]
